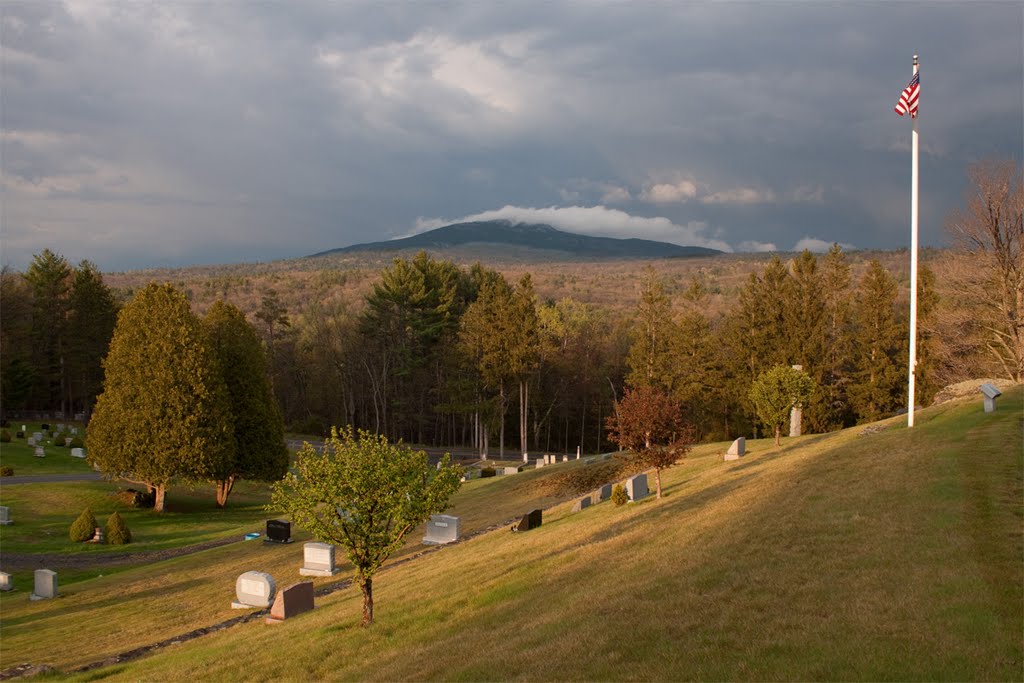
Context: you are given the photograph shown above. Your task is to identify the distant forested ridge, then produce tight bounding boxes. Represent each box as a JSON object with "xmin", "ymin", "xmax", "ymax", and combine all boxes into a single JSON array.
[{"xmin": 309, "ymin": 221, "xmax": 722, "ymax": 259}]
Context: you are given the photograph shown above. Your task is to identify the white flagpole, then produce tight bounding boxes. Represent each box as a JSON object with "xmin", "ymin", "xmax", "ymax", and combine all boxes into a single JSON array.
[{"xmin": 907, "ymin": 54, "xmax": 920, "ymax": 428}]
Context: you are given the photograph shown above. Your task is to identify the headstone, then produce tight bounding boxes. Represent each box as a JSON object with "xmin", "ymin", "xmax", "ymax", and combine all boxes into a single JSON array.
[
  {"xmin": 724, "ymin": 437, "xmax": 746, "ymax": 461},
  {"xmin": 423, "ymin": 514, "xmax": 461, "ymax": 545},
  {"xmin": 979, "ymin": 383, "xmax": 1002, "ymax": 413},
  {"xmin": 503, "ymin": 466, "xmax": 519, "ymax": 475},
  {"xmin": 512, "ymin": 509, "xmax": 542, "ymax": 532},
  {"xmin": 625, "ymin": 474, "xmax": 649, "ymax": 502},
  {"xmin": 70, "ymin": 427, "xmax": 79, "ymax": 435},
  {"xmin": 71, "ymin": 448, "xmax": 85, "ymax": 458},
  {"xmin": 571, "ymin": 497, "xmax": 591, "ymax": 513},
  {"xmin": 57, "ymin": 423, "xmax": 65, "ymax": 432},
  {"xmin": 0, "ymin": 572, "xmax": 11, "ymax": 591},
  {"xmin": 562, "ymin": 455, "xmax": 569, "ymax": 462},
  {"xmin": 34, "ymin": 446, "xmax": 45, "ymax": 458},
  {"xmin": 265, "ymin": 519, "xmax": 293, "ymax": 544},
  {"xmin": 31, "ymin": 569, "xmax": 57, "ymax": 600},
  {"xmin": 265, "ymin": 581, "xmax": 315, "ymax": 624},
  {"xmin": 32, "ymin": 432, "xmax": 42, "ymax": 442},
  {"xmin": 64, "ymin": 437, "xmax": 73, "ymax": 447},
  {"xmin": 88, "ymin": 527, "xmax": 104, "ymax": 543},
  {"xmin": 26, "ymin": 437, "xmax": 36, "ymax": 447},
  {"xmin": 21, "ymin": 425, "xmax": 26, "ymax": 433},
  {"xmin": 597, "ymin": 483, "xmax": 613, "ymax": 501},
  {"xmin": 299, "ymin": 542, "xmax": 339, "ymax": 576},
  {"xmin": 232, "ymin": 571, "xmax": 276, "ymax": 609},
  {"xmin": 0, "ymin": 506, "xmax": 12, "ymax": 525},
  {"xmin": 535, "ymin": 457, "xmax": 545, "ymax": 469}
]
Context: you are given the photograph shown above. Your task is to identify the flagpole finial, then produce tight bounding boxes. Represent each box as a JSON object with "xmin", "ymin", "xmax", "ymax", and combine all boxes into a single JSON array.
[{"xmin": 913, "ymin": 54, "xmax": 919, "ymax": 65}]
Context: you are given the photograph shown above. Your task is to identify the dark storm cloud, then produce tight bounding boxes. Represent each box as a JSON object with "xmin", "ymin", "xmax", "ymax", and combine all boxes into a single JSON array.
[{"xmin": 1, "ymin": 1, "xmax": 1020, "ymax": 269}]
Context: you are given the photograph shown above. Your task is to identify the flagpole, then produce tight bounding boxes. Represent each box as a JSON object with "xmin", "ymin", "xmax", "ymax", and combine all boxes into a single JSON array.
[{"xmin": 907, "ymin": 54, "xmax": 920, "ymax": 428}]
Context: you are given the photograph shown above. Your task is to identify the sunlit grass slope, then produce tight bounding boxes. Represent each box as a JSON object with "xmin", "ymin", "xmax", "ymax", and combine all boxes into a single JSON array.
[{"xmin": 11, "ymin": 388, "xmax": 1024, "ymax": 680}]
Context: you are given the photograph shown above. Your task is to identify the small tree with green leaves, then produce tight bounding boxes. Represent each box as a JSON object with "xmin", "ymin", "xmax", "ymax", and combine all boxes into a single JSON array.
[
  {"xmin": 271, "ymin": 427, "xmax": 461, "ymax": 626},
  {"xmin": 612, "ymin": 484, "xmax": 629, "ymax": 506},
  {"xmin": 749, "ymin": 365, "xmax": 814, "ymax": 446}
]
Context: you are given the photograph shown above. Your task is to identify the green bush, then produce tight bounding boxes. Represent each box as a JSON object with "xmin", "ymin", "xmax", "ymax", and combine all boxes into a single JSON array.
[
  {"xmin": 0, "ymin": 429, "xmax": 10, "ymax": 443},
  {"xmin": 69, "ymin": 508, "xmax": 98, "ymax": 542},
  {"xmin": 68, "ymin": 436, "xmax": 84, "ymax": 449},
  {"xmin": 480, "ymin": 467, "xmax": 496, "ymax": 478},
  {"xmin": 0, "ymin": 466, "xmax": 13, "ymax": 477},
  {"xmin": 105, "ymin": 511, "xmax": 132, "ymax": 545},
  {"xmin": 612, "ymin": 484, "xmax": 629, "ymax": 507},
  {"xmin": 15, "ymin": 431, "xmax": 24, "ymax": 439}
]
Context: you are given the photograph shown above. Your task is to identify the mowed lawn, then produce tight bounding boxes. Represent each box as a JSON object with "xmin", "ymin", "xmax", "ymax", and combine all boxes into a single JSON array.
[{"xmin": 3, "ymin": 389, "xmax": 1021, "ymax": 680}]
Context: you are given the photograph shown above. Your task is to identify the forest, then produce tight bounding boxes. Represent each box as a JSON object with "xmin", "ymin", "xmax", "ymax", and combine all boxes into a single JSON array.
[{"xmin": 1, "ymin": 159, "xmax": 1019, "ymax": 456}]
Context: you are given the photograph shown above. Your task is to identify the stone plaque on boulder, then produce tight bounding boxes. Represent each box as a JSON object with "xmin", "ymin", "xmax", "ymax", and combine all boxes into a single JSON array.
[
  {"xmin": 265, "ymin": 581, "xmax": 315, "ymax": 624},
  {"xmin": 31, "ymin": 569, "xmax": 57, "ymax": 600},
  {"xmin": 232, "ymin": 571, "xmax": 276, "ymax": 609},
  {"xmin": 300, "ymin": 542, "xmax": 340, "ymax": 576},
  {"xmin": 265, "ymin": 519, "xmax": 293, "ymax": 544},
  {"xmin": 0, "ymin": 506, "xmax": 12, "ymax": 525},
  {"xmin": 423, "ymin": 514, "xmax": 460, "ymax": 545},
  {"xmin": 724, "ymin": 437, "xmax": 746, "ymax": 461},
  {"xmin": 512, "ymin": 509, "xmax": 542, "ymax": 532},
  {"xmin": 571, "ymin": 497, "xmax": 591, "ymax": 513},
  {"xmin": 625, "ymin": 474, "xmax": 649, "ymax": 502}
]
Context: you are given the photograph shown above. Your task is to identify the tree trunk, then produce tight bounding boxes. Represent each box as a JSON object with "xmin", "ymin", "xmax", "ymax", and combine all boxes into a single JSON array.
[
  {"xmin": 154, "ymin": 484, "xmax": 166, "ymax": 512},
  {"xmin": 360, "ymin": 576, "xmax": 374, "ymax": 626},
  {"xmin": 775, "ymin": 425, "xmax": 782, "ymax": 447},
  {"xmin": 655, "ymin": 468, "xmax": 663, "ymax": 499},
  {"xmin": 499, "ymin": 383, "xmax": 506, "ymax": 458},
  {"xmin": 215, "ymin": 476, "xmax": 235, "ymax": 508}
]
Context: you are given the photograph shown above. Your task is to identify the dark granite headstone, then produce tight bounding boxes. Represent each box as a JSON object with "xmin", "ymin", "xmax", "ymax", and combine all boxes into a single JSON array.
[
  {"xmin": 512, "ymin": 509, "xmax": 542, "ymax": 532},
  {"xmin": 265, "ymin": 519, "xmax": 293, "ymax": 544},
  {"xmin": 265, "ymin": 581, "xmax": 315, "ymax": 624}
]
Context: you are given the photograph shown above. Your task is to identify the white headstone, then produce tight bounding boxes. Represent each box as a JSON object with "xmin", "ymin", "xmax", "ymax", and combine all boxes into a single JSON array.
[
  {"xmin": 299, "ymin": 542, "xmax": 339, "ymax": 576},
  {"xmin": 979, "ymin": 383, "xmax": 1002, "ymax": 412},
  {"xmin": 535, "ymin": 457, "xmax": 545, "ymax": 469},
  {"xmin": 0, "ymin": 506, "xmax": 11, "ymax": 525},
  {"xmin": 724, "ymin": 437, "xmax": 746, "ymax": 461},
  {"xmin": 422, "ymin": 514, "xmax": 460, "ymax": 545},
  {"xmin": 0, "ymin": 571, "xmax": 11, "ymax": 591},
  {"xmin": 625, "ymin": 474, "xmax": 649, "ymax": 502},
  {"xmin": 70, "ymin": 427, "xmax": 79, "ymax": 435},
  {"xmin": 34, "ymin": 446, "xmax": 45, "ymax": 458},
  {"xmin": 32, "ymin": 432, "xmax": 42, "ymax": 442},
  {"xmin": 31, "ymin": 569, "xmax": 57, "ymax": 600},
  {"xmin": 71, "ymin": 448, "xmax": 85, "ymax": 458},
  {"xmin": 232, "ymin": 571, "xmax": 276, "ymax": 609},
  {"xmin": 562, "ymin": 455, "xmax": 569, "ymax": 462},
  {"xmin": 503, "ymin": 466, "xmax": 519, "ymax": 475}
]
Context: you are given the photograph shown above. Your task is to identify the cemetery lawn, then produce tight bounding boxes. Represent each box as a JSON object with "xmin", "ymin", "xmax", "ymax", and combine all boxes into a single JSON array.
[
  {"xmin": 4, "ymin": 388, "xmax": 1022, "ymax": 680},
  {"xmin": 0, "ymin": 439, "xmax": 95, "ymax": 476}
]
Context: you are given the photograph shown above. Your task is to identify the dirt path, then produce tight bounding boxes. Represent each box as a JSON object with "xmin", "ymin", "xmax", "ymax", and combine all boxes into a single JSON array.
[{"xmin": 0, "ymin": 535, "xmax": 242, "ymax": 571}]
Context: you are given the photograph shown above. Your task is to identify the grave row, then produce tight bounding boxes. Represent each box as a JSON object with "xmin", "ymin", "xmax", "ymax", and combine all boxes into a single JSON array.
[{"xmin": 571, "ymin": 472, "xmax": 650, "ymax": 512}]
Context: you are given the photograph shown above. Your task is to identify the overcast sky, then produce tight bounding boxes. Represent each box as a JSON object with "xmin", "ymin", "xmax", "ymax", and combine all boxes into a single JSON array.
[{"xmin": 2, "ymin": 2, "xmax": 1021, "ymax": 271}]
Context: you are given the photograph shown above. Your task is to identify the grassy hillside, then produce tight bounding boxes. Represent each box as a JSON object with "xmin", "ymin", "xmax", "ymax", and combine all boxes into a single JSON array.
[{"xmin": 3, "ymin": 388, "xmax": 1021, "ymax": 680}]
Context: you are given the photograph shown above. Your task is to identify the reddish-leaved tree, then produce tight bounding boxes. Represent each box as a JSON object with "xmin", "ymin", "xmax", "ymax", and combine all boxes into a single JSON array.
[{"xmin": 606, "ymin": 385, "xmax": 694, "ymax": 498}]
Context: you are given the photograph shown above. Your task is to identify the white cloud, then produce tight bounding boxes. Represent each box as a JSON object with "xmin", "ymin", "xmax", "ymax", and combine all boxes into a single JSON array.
[
  {"xmin": 793, "ymin": 237, "xmax": 856, "ymax": 253},
  {"xmin": 600, "ymin": 185, "xmax": 631, "ymax": 203},
  {"xmin": 737, "ymin": 240, "xmax": 778, "ymax": 252},
  {"xmin": 701, "ymin": 187, "xmax": 776, "ymax": 205},
  {"xmin": 413, "ymin": 205, "xmax": 733, "ymax": 252},
  {"xmin": 641, "ymin": 179, "xmax": 698, "ymax": 203}
]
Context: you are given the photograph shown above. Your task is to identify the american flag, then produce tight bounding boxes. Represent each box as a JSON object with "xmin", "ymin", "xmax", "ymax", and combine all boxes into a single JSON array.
[{"xmin": 895, "ymin": 72, "xmax": 920, "ymax": 118}]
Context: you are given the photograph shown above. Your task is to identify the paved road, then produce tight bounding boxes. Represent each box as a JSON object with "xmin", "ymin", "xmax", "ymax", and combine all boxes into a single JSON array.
[{"xmin": 1, "ymin": 472, "xmax": 103, "ymax": 485}]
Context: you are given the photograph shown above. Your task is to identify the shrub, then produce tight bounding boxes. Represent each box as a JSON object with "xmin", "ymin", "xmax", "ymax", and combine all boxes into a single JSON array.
[
  {"xmin": 480, "ymin": 467, "xmax": 496, "ymax": 478},
  {"xmin": 0, "ymin": 466, "xmax": 13, "ymax": 477},
  {"xmin": 612, "ymin": 484, "xmax": 629, "ymax": 507},
  {"xmin": 15, "ymin": 431, "xmax": 24, "ymax": 439},
  {"xmin": 69, "ymin": 436, "xmax": 85, "ymax": 449},
  {"xmin": 0, "ymin": 430, "xmax": 10, "ymax": 443},
  {"xmin": 41, "ymin": 423, "xmax": 50, "ymax": 431},
  {"xmin": 113, "ymin": 488, "xmax": 155, "ymax": 508},
  {"xmin": 105, "ymin": 511, "xmax": 132, "ymax": 545},
  {"xmin": 69, "ymin": 508, "xmax": 98, "ymax": 542}
]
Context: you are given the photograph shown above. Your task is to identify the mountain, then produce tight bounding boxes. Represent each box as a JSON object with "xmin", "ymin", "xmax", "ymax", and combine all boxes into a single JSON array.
[{"xmin": 308, "ymin": 220, "xmax": 722, "ymax": 259}]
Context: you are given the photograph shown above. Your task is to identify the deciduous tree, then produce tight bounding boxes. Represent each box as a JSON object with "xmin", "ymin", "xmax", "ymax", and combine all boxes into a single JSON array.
[
  {"xmin": 748, "ymin": 364, "xmax": 814, "ymax": 446},
  {"xmin": 271, "ymin": 427, "xmax": 461, "ymax": 626}
]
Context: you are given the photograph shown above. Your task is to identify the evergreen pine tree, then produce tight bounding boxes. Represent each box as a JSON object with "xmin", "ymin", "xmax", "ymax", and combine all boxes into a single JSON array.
[{"xmin": 849, "ymin": 261, "xmax": 906, "ymax": 422}]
